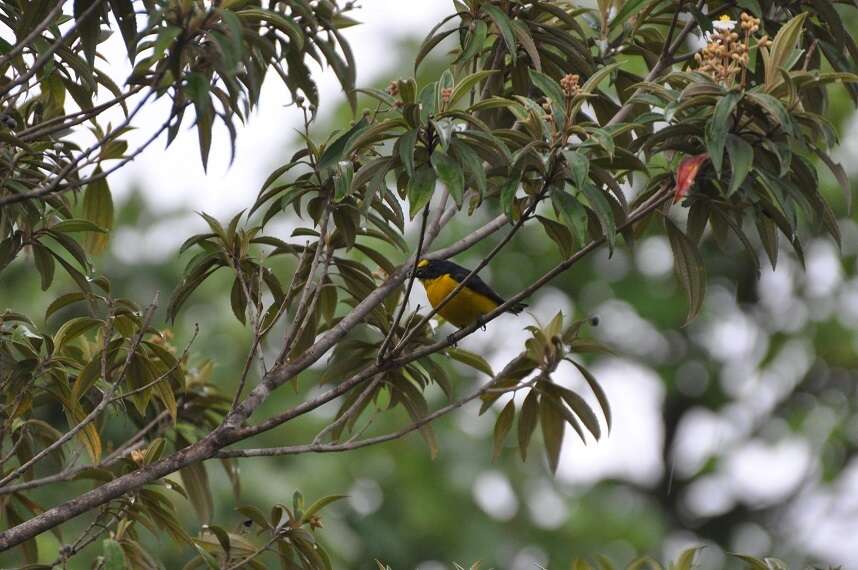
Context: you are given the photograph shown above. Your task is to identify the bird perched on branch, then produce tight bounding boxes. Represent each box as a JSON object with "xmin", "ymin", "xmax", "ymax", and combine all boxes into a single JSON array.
[{"xmin": 414, "ymin": 259, "xmax": 527, "ymax": 328}]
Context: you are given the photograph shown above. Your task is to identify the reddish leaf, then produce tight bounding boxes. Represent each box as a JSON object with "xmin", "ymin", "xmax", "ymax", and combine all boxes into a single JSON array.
[{"xmin": 673, "ymin": 154, "xmax": 708, "ymax": 203}]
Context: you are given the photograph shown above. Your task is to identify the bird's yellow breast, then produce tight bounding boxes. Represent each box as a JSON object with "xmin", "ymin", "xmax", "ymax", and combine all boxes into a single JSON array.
[{"xmin": 420, "ymin": 274, "xmax": 499, "ymax": 328}]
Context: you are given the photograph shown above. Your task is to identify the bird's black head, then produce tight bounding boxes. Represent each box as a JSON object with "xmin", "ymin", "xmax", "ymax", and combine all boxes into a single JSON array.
[{"xmin": 414, "ymin": 259, "xmax": 453, "ymax": 280}]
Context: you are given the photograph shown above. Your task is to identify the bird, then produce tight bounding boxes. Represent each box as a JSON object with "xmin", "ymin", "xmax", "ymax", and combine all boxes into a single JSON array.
[{"xmin": 413, "ymin": 259, "xmax": 527, "ymax": 329}]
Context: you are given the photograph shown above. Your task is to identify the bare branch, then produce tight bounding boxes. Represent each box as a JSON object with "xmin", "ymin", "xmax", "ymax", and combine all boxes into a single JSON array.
[{"xmin": 377, "ymin": 202, "xmax": 431, "ymax": 361}]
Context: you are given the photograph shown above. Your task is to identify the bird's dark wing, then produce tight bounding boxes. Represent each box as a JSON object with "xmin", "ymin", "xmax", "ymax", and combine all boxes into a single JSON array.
[{"xmin": 447, "ymin": 264, "xmax": 507, "ymax": 307}]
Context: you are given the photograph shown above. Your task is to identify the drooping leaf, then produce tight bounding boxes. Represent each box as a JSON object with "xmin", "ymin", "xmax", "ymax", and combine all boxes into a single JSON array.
[
  {"xmin": 431, "ymin": 149, "xmax": 465, "ymax": 208},
  {"xmin": 492, "ymin": 400, "xmax": 515, "ymax": 461},
  {"xmin": 82, "ymin": 172, "xmax": 114, "ymax": 256},
  {"xmin": 705, "ymin": 90, "xmax": 741, "ymax": 175},
  {"xmin": 552, "ymin": 189, "xmax": 589, "ymax": 247},
  {"xmin": 518, "ymin": 389, "xmax": 539, "ymax": 461},
  {"xmin": 673, "ymin": 154, "xmax": 708, "ymax": 203},
  {"xmin": 180, "ymin": 462, "xmax": 213, "ymax": 524},
  {"xmin": 539, "ymin": 393, "xmax": 565, "ymax": 474},
  {"xmin": 725, "ymin": 135, "xmax": 753, "ymax": 196},
  {"xmin": 665, "ymin": 217, "xmax": 706, "ymax": 323},
  {"xmin": 482, "ymin": 4, "xmax": 518, "ymax": 65},
  {"xmin": 407, "ymin": 164, "xmax": 436, "ymax": 219},
  {"xmin": 447, "ymin": 347, "xmax": 494, "ymax": 376},
  {"xmin": 318, "ymin": 116, "xmax": 369, "ymax": 173}
]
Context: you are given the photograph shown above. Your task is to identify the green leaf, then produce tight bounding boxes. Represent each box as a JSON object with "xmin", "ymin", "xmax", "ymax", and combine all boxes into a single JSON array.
[
  {"xmin": 451, "ymin": 140, "xmax": 487, "ymax": 198},
  {"xmin": 569, "ymin": 360, "xmax": 612, "ymax": 432},
  {"xmin": 54, "ymin": 317, "xmax": 102, "ymax": 350},
  {"xmin": 431, "ymin": 149, "xmax": 465, "ymax": 207},
  {"xmin": 730, "ymin": 554, "xmax": 770, "ymax": 570},
  {"xmin": 725, "ymin": 134, "xmax": 753, "ymax": 196},
  {"xmin": 765, "ymin": 12, "xmax": 808, "ymax": 89},
  {"xmin": 236, "ymin": 8, "xmax": 304, "ymax": 50},
  {"xmin": 578, "ymin": 62, "xmax": 620, "ymax": 97},
  {"xmin": 705, "ymin": 90, "xmax": 741, "ymax": 175},
  {"xmin": 448, "ymin": 70, "xmax": 498, "ymax": 108},
  {"xmin": 499, "ymin": 174, "xmax": 520, "ymax": 220},
  {"xmin": 538, "ymin": 215, "xmax": 574, "ymax": 258},
  {"xmin": 482, "ymin": 4, "xmax": 518, "ymax": 65},
  {"xmin": 32, "ymin": 243, "xmax": 55, "ymax": 291},
  {"xmin": 745, "ymin": 92, "xmax": 796, "ymax": 138},
  {"xmin": 180, "ymin": 462, "xmax": 213, "ymax": 524},
  {"xmin": 609, "ymin": 0, "xmax": 653, "ymax": 31},
  {"xmin": 563, "ymin": 150, "xmax": 589, "ymax": 191},
  {"xmin": 665, "ymin": 217, "xmax": 706, "ymax": 323},
  {"xmin": 457, "ymin": 19, "xmax": 488, "ymax": 64},
  {"xmin": 492, "ymin": 400, "xmax": 515, "ymax": 461},
  {"xmin": 447, "ymin": 347, "xmax": 494, "ymax": 376},
  {"xmin": 414, "ymin": 13, "xmax": 462, "ymax": 72},
  {"xmin": 529, "ymin": 69, "xmax": 566, "ymax": 124},
  {"xmin": 237, "ymin": 505, "xmax": 271, "ymax": 529},
  {"xmin": 518, "ymin": 389, "xmax": 539, "ymax": 461},
  {"xmin": 334, "ymin": 160, "xmax": 355, "ymax": 202},
  {"xmin": 46, "ymin": 292, "xmax": 87, "ymax": 320},
  {"xmin": 755, "ymin": 214, "xmax": 779, "ymax": 270},
  {"xmin": 74, "ymin": 0, "xmax": 102, "ymax": 65},
  {"xmin": 580, "ymin": 183, "xmax": 616, "ymax": 252},
  {"xmin": 552, "ymin": 189, "xmax": 588, "ymax": 247},
  {"xmin": 82, "ymin": 172, "xmax": 114, "ymax": 257},
  {"xmin": 814, "ymin": 148, "xmax": 851, "ymax": 213},
  {"xmin": 108, "ymin": 0, "xmax": 137, "ymax": 60},
  {"xmin": 407, "ymin": 164, "xmax": 436, "ymax": 219},
  {"xmin": 102, "ymin": 538, "xmax": 128, "ymax": 570},
  {"xmin": 398, "ymin": 128, "xmax": 419, "ymax": 177},
  {"xmin": 673, "ymin": 547, "xmax": 703, "ymax": 570},
  {"xmin": 53, "ymin": 219, "xmax": 107, "ymax": 234},
  {"xmin": 302, "ymin": 495, "xmax": 347, "ymax": 521},
  {"xmin": 318, "ymin": 116, "xmax": 369, "ymax": 173},
  {"xmin": 528, "ymin": 73, "xmax": 565, "ymax": 108},
  {"xmin": 539, "ymin": 393, "xmax": 565, "ymax": 474},
  {"xmin": 556, "ymin": 385, "xmax": 601, "ymax": 439},
  {"xmin": 511, "ymin": 19, "xmax": 540, "ymax": 70}
]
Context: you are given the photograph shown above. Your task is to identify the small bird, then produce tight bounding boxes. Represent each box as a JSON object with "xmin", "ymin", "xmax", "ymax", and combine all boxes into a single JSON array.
[{"xmin": 413, "ymin": 259, "xmax": 527, "ymax": 328}]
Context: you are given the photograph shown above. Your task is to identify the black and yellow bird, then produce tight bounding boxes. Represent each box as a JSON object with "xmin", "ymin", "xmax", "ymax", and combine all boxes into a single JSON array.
[{"xmin": 413, "ymin": 259, "xmax": 527, "ymax": 328}]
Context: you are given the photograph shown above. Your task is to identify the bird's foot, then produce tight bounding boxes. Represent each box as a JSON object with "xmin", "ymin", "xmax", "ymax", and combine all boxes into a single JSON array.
[{"xmin": 446, "ymin": 333, "xmax": 458, "ymax": 347}]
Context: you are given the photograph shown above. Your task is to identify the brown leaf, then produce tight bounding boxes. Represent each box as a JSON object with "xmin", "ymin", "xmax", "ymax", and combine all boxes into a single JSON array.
[{"xmin": 673, "ymin": 154, "xmax": 708, "ymax": 203}]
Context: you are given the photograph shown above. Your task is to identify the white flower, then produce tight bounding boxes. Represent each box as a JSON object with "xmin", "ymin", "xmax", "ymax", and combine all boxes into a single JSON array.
[{"xmin": 712, "ymin": 14, "xmax": 737, "ymax": 31}]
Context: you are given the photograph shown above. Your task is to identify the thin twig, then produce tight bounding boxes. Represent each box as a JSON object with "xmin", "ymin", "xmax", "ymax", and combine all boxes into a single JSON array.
[
  {"xmin": 311, "ymin": 374, "xmax": 384, "ymax": 445},
  {"xmin": 278, "ymin": 203, "xmax": 333, "ymax": 360},
  {"xmin": 376, "ymin": 203, "xmax": 431, "ymax": 362}
]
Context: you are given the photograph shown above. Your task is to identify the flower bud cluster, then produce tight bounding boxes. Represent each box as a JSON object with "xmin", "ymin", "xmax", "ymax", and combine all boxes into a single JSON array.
[
  {"xmin": 560, "ymin": 73, "xmax": 580, "ymax": 97},
  {"xmin": 694, "ymin": 13, "xmax": 766, "ymax": 86}
]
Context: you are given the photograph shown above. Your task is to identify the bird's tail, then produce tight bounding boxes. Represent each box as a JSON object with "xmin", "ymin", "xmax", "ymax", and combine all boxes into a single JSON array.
[{"xmin": 508, "ymin": 302, "xmax": 527, "ymax": 315}]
